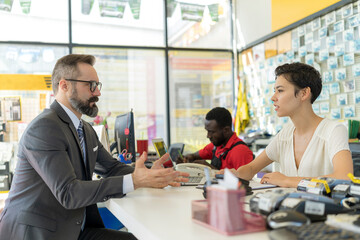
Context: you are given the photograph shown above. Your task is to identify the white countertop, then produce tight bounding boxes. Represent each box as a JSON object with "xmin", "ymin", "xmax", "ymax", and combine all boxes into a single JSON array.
[{"xmin": 105, "ymin": 186, "xmax": 270, "ymax": 240}]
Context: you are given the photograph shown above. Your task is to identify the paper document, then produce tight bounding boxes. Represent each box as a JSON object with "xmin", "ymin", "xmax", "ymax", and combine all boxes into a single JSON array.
[{"xmin": 250, "ymin": 180, "xmax": 277, "ymax": 190}]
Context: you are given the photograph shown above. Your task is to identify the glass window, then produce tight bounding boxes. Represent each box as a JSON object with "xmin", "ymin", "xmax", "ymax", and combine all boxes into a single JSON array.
[
  {"xmin": 168, "ymin": 50, "xmax": 233, "ymax": 152},
  {"xmin": 71, "ymin": 0, "xmax": 165, "ymax": 46},
  {"xmin": 167, "ymin": 0, "xmax": 231, "ymax": 49},
  {"xmin": 0, "ymin": 0, "xmax": 69, "ymax": 43},
  {"xmin": 0, "ymin": 44, "xmax": 68, "ymax": 142},
  {"xmin": 73, "ymin": 47, "xmax": 167, "ymax": 148},
  {"xmin": 0, "ymin": 44, "xmax": 69, "ymax": 74}
]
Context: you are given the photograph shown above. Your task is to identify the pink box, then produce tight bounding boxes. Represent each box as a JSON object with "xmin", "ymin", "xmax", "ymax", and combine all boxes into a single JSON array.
[{"xmin": 191, "ymin": 187, "xmax": 266, "ymax": 236}]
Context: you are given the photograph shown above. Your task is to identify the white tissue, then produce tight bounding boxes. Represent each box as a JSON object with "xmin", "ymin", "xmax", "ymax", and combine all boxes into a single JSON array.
[{"xmin": 217, "ymin": 168, "xmax": 239, "ymax": 190}]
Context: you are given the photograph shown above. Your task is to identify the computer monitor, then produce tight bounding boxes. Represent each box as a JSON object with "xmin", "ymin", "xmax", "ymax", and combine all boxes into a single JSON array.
[{"xmin": 114, "ymin": 110, "xmax": 136, "ymax": 162}]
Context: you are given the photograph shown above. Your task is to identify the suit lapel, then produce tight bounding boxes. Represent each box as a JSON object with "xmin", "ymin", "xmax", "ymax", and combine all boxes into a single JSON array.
[{"xmin": 50, "ymin": 100, "xmax": 89, "ymax": 179}]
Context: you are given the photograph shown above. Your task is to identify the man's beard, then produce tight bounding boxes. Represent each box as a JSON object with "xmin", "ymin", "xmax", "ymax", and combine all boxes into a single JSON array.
[
  {"xmin": 212, "ymin": 140, "xmax": 223, "ymax": 147},
  {"xmin": 211, "ymin": 134, "xmax": 226, "ymax": 147},
  {"xmin": 69, "ymin": 88, "xmax": 99, "ymax": 117}
]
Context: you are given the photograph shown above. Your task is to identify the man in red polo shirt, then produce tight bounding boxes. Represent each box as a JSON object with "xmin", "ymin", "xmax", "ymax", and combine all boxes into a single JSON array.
[{"xmin": 180, "ymin": 107, "xmax": 253, "ymax": 170}]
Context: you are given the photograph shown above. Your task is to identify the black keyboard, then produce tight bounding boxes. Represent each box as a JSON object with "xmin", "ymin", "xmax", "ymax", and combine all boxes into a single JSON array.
[{"xmin": 269, "ymin": 222, "xmax": 360, "ymax": 240}]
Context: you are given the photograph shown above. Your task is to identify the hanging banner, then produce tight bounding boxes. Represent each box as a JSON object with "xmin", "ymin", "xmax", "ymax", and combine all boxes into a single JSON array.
[
  {"xmin": 81, "ymin": 0, "xmax": 94, "ymax": 15},
  {"xmin": 128, "ymin": 0, "xmax": 141, "ymax": 19},
  {"xmin": 180, "ymin": 3, "xmax": 205, "ymax": 22},
  {"xmin": 167, "ymin": 0, "xmax": 177, "ymax": 18},
  {"xmin": 19, "ymin": 0, "xmax": 32, "ymax": 14},
  {"xmin": 208, "ymin": 3, "xmax": 219, "ymax": 22},
  {"xmin": 99, "ymin": 0, "xmax": 127, "ymax": 19}
]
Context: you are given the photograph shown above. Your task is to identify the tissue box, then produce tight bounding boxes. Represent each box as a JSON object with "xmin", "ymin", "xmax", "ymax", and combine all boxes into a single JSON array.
[
  {"xmin": 192, "ymin": 186, "xmax": 266, "ymax": 235},
  {"xmin": 191, "ymin": 200, "xmax": 208, "ymax": 223}
]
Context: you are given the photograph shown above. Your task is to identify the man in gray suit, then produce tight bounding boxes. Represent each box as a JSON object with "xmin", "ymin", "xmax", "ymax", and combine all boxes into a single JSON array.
[{"xmin": 0, "ymin": 54, "xmax": 188, "ymax": 240}]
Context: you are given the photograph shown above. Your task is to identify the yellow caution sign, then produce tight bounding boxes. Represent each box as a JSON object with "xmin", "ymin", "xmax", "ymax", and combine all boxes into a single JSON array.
[{"xmin": 0, "ymin": 74, "xmax": 52, "ymax": 90}]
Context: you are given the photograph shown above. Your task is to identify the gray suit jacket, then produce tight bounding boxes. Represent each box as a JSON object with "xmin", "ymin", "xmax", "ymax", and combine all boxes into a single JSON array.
[{"xmin": 0, "ymin": 100, "xmax": 134, "ymax": 240}]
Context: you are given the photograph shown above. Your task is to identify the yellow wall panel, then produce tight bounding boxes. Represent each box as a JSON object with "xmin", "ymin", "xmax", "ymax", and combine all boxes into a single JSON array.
[
  {"xmin": 272, "ymin": 0, "xmax": 341, "ymax": 32},
  {"xmin": 0, "ymin": 74, "xmax": 52, "ymax": 90}
]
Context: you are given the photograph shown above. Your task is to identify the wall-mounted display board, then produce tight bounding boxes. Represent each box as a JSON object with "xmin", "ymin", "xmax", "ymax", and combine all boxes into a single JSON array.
[{"xmin": 239, "ymin": 1, "xmax": 360, "ymax": 135}]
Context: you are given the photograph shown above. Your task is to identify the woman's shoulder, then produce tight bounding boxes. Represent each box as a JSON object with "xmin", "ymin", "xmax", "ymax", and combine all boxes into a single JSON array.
[
  {"xmin": 319, "ymin": 118, "xmax": 345, "ymax": 129},
  {"xmin": 316, "ymin": 118, "xmax": 347, "ymax": 136}
]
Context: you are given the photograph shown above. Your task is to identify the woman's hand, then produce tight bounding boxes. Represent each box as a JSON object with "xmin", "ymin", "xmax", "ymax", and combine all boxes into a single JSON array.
[
  {"xmin": 261, "ymin": 172, "xmax": 288, "ymax": 187},
  {"xmin": 261, "ymin": 172, "xmax": 302, "ymax": 188}
]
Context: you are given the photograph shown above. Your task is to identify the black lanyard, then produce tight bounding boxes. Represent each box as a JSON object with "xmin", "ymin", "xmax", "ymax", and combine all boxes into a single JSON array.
[{"xmin": 210, "ymin": 141, "xmax": 247, "ymax": 170}]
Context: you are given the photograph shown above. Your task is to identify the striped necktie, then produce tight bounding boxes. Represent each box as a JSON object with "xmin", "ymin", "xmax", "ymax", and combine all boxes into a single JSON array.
[
  {"xmin": 77, "ymin": 120, "xmax": 86, "ymax": 164},
  {"xmin": 77, "ymin": 120, "xmax": 87, "ymax": 230}
]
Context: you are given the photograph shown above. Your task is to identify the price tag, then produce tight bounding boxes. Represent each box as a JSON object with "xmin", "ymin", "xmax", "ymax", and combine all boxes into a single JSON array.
[
  {"xmin": 305, "ymin": 201, "xmax": 325, "ymax": 215},
  {"xmin": 350, "ymin": 185, "xmax": 360, "ymax": 196},
  {"xmin": 298, "ymin": 179, "xmax": 310, "ymax": 188},
  {"xmin": 259, "ymin": 197, "xmax": 272, "ymax": 212},
  {"xmin": 333, "ymin": 184, "xmax": 349, "ymax": 191},
  {"xmin": 307, "ymin": 187, "xmax": 321, "ymax": 195},
  {"xmin": 281, "ymin": 198, "xmax": 302, "ymax": 208}
]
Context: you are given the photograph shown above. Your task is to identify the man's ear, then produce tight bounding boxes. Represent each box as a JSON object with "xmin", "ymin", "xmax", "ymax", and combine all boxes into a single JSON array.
[
  {"xmin": 58, "ymin": 79, "xmax": 69, "ymax": 92},
  {"xmin": 222, "ymin": 126, "xmax": 232, "ymax": 134}
]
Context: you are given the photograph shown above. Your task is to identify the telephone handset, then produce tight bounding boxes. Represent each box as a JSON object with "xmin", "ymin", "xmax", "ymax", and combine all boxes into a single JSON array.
[{"xmin": 175, "ymin": 163, "xmax": 212, "ymax": 177}]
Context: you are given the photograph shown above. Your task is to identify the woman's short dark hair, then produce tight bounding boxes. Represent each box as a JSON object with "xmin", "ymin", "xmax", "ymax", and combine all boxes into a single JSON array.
[
  {"xmin": 275, "ymin": 62, "xmax": 322, "ymax": 104},
  {"xmin": 205, "ymin": 107, "xmax": 232, "ymax": 128}
]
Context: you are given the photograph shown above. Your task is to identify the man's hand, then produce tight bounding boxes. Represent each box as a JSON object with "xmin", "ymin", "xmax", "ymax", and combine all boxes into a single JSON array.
[
  {"xmin": 216, "ymin": 168, "xmax": 238, "ymax": 176},
  {"xmin": 132, "ymin": 152, "xmax": 190, "ymax": 189},
  {"xmin": 192, "ymin": 160, "xmax": 218, "ymax": 169},
  {"xmin": 179, "ymin": 154, "xmax": 195, "ymax": 163}
]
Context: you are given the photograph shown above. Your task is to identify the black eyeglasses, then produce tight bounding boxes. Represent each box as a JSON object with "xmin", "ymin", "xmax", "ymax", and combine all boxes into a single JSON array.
[{"xmin": 65, "ymin": 79, "xmax": 102, "ymax": 92}]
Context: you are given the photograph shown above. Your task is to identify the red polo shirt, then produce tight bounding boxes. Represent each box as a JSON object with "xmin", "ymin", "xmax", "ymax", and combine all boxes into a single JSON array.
[{"xmin": 198, "ymin": 132, "xmax": 253, "ymax": 170}]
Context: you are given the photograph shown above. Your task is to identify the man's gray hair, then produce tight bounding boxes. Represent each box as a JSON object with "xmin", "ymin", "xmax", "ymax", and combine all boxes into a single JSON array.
[{"xmin": 52, "ymin": 54, "xmax": 95, "ymax": 94}]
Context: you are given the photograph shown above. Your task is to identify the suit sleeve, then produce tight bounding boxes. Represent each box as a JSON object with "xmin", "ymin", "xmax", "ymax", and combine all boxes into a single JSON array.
[
  {"xmin": 90, "ymin": 129, "xmax": 134, "ymax": 177},
  {"xmin": 20, "ymin": 116, "xmax": 132, "ymax": 210}
]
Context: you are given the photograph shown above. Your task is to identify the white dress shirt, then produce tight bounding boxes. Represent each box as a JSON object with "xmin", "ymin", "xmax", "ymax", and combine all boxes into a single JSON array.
[{"xmin": 265, "ymin": 118, "xmax": 350, "ymax": 177}]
